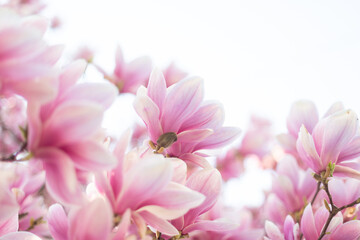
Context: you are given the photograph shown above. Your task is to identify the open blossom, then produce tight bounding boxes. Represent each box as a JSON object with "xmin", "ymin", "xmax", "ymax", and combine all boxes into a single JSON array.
[
  {"xmin": 134, "ymin": 69, "xmax": 240, "ymax": 167},
  {"xmin": 301, "ymin": 204, "xmax": 360, "ymax": 240},
  {"xmin": 0, "ymin": 7, "xmax": 62, "ymax": 103},
  {"xmin": 170, "ymin": 168, "xmax": 238, "ymax": 238},
  {"xmin": 296, "ymin": 109, "xmax": 360, "ymax": 178},
  {"xmin": 264, "ymin": 215, "xmax": 299, "ymax": 240},
  {"xmin": 94, "ymin": 46, "xmax": 152, "ymax": 94},
  {"xmin": 27, "ymin": 60, "xmax": 118, "ymax": 205},
  {"xmin": 95, "ymin": 132, "xmax": 205, "ymax": 237}
]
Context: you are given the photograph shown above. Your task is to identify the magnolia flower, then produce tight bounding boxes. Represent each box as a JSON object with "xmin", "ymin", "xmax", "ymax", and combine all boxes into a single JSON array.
[
  {"xmin": 0, "ymin": 7, "xmax": 62, "ymax": 102},
  {"xmin": 264, "ymin": 215, "xmax": 299, "ymax": 240},
  {"xmin": 170, "ymin": 168, "xmax": 238, "ymax": 238},
  {"xmin": 27, "ymin": 60, "xmax": 118, "ymax": 205},
  {"xmin": 94, "ymin": 46, "xmax": 152, "ymax": 94},
  {"xmin": 95, "ymin": 132, "xmax": 205, "ymax": 237},
  {"xmin": 296, "ymin": 109, "xmax": 360, "ymax": 179},
  {"xmin": 134, "ymin": 69, "xmax": 240, "ymax": 167},
  {"xmin": 301, "ymin": 204, "xmax": 360, "ymax": 240}
]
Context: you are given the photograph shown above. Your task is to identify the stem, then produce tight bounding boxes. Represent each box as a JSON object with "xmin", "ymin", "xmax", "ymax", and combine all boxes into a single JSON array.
[
  {"xmin": 317, "ymin": 179, "xmax": 360, "ymax": 240},
  {"xmin": 311, "ymin": 181, "xmax": 322, "ymax": 205}
]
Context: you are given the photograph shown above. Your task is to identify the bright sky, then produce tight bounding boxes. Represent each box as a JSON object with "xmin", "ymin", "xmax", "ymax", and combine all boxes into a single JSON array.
[{"xmin": 44, "ymin": 0, "xmax": 360, "ymax": 207}]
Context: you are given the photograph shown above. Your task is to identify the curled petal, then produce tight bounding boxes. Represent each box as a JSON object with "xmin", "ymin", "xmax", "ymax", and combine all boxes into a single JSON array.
[{"xmin": 47, "ymin": 204, "xmax": 69, "ymax": 240}]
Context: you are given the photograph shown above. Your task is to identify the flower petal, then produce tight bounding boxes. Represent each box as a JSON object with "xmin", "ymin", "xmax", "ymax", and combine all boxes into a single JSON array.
[
  {"xmin": 193, "ymin": 127, "xmax": 241, "ymax": 151},
  {"xmin": 287, "ymin": 100, "xmax": 318, "ymax": 137},
  {"xmin": 138, "ymin": 211, "xmax": 179, "ymax": 236},
  {"xmin": 47, "ymin": 204, "xmax": 69, "ymax": 240},
  {"xmin": 161, "ymin": 77, "xmax": 204, "ymax": 133},
  {"xmin": 38, "ymin": 148, "xmax": 84, "ymax": 205},
  {"xmin": 0, "ymin": 232, "xmax": 41, "ymax": 240},
  {"xmin": 147, "ymin": 68, "xmax": 166, "ymax": 112},
  {"xmin": 182, "ymin": 219, "xmax": 238, "ymax": 234},
  {"xmin": 300, "ymin": 204, "xmax": 318, "ymax": 240},
  {"xmin": 331, "ymin": 220, "xmax": 360, "ymax": 240}
]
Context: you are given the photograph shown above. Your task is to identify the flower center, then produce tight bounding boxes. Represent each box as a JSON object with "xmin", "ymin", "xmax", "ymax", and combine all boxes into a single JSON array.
[{"xmin": 149, "ymin": 132, "xmax": 177, "ymax": 154}]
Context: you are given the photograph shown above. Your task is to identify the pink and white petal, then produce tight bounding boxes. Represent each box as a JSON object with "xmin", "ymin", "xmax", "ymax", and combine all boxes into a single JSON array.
[
  {"xmin": 177, "ymin": 129, "xmax": 214, "ymax": 143},
  {"xmin": 264, "ymin": 194, "xmax": 287, "ymax": 225},
  {"xmin": 184, "ymin": 168, "xmax": 222, "ymax": 226},
  {"xmin": 161, "ymin": 77, "xmax": 204, "ymax": 133},
  {"xmin": 287, "ymin": 100, "xmax": 319, "ymax": 137},
  {"xmin": 338, "ymin": 136, "xmax": 360, "ymax": 162},
  {"xmin": 329, "ymin": 179, "xmax": 347, "ymax": 207},
  {"xmin": 180, "ymin": 153, "xmax": 213, "ymax": 170},
  {"xmin": 0, "ymin": 214, "xmax": 18, "ymax": 236},
  {"xmin": 317, "ymin": 110, "xmax": 359, "ymax": 166},
  {"xmin": 147, "ymin": 68, "xmax": 166, "ymax": 112},
  {"xmin": 32, "ymin": 44, "xmax": 63, "ymax": 65},
  {"xmin": 300, "ymin": 204, "xmax": 318, "ymax": 240},
  {"xmin": 131, "ymin": 212, "xmax": 148, "ymax": 238},
  {"xmin": 325, "ymin": 215, "xmax": 342, "ymax": 236},
  {"xmin": 94, "ymin": 171, "xmax": 116, "ymax": 208},
  {"xmin": 27, "ymin": 103, "xmax": 42, "ymax": 150},
  {"xmin": 133, "ymin": 95, "xmax": 163, "ymax": 142},
  {"xmin": 114, "ymin": 46, "xmax": 125, "ymax": 76},
  {"xmin": 169, "ymin": 158, "xmax": 187, "ymax": 184},
  {"xmin": 296, "ymin": 125, "xmax": 322, "ymax": 172},
  {"xmin": 283, "ymin": 215, "xmax": 295, "ymax": 240},
  {"xmin": 0, "ymin": 182, "xmax": 19, "ymax": 222},
  {"xmin": 323, "ymin": 102, "xmax": 345, "ymax": 118},
  {"xmin": 276, "ymin": 155, "xmax": 299, "ymax": 187},
  {"xmin": 39, "ymin": 148, "xmax": 84, "ymax": 205},
  {"xmin": 179, "ymin": 102, "xmax": 225, "ymax": 131},
  {"xmin": 314, "ymin": 207, "xmax": 330, "ymax": 234},
  {"xmin": 264, "ymin": 220, "xmax": 284, "ymax": 240},
  {"xmin": 41, "ymin": 101, "xmax": 104, "ymax": 147},
  {"xmin": 47, "ymin": 204, "xmax": 69, "ymax": 240},
  {"xmin": 193, "ymin": 127, "xmax": 241, "ymax": 151},
  {"xmin": 138, "ymin": 211, "xmax": 179, "ymax": 236},
  {"xmin": 137, "ymin": 182, "xmax": 204, "ymax": 220},
  {"xmin": 115, "ymin": 157, "xmax": 173, "ymax": 212},
  {"xmin": 182, "ymin": 219, "xmax": 238, "ymax": 234},
  {"xmin": 112, "ymin": 209, "xmax": 131, "ymax": 240},
  {"xmin": 0, "ymin": 232, "xmax": 41, "ymax": 240},
  {"xmin": 61, "ymin": 82, "xmax": 118, "ymax": 109},
  {"xmin": 276, "ymin": 134, "xmax": 297, "ymax": 153},
  {"xmin": 62, "ymin": 140, "xmax": 117, "ymax": 171},
  {"xmin": 331, "ymin": 220, "xmax": 360, "ymax": 240},
  {"xmin": 58, "ymin": 60, "xmax": 87, "ymax": 94},
  {"xmin": 334, "ymin": 164, "xmax": 360, "ymax": 180},
  {"xmin": 69, "ymin": 198, "xmax": 113, "ymax": 240}
]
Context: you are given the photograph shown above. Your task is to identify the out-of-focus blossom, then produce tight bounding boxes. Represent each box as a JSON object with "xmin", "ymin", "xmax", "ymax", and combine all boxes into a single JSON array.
[
  {"xmin": 0, "ymin": 96, "xmax": 26, "ymax": 157},
  {"xmin": 96, "ymin": 133, "xmax": 205, "ymax": 238},
  {"xmin": 163, "ymin": 62, "xmax": 187, "ymax": 87},
  {"xmin": 94, "ymin": 46, "xmax": 152, "ymax": 94},
  {"xmin": 72, "ymin": 46, "xmax": 94, "ymax": 63},
  {"xmin": 301, "ymin": 204, "xmax": 360, "ymax": 240},
  {"xmin": 3, "ymin": 0, "xmax": 46, "ymax": 16},
  {"xmin": 271, "ymin": 155, "xmax": 316, "ymax": 216},
  {"xmin": 134, "ymin": 69, "xmax": 240, "ymax": 167},
  {"xmin": 27, "ymin": 60, "xmax": 118, "ymax": 205},
  {"xmin": 47, "ymin": 198, "xmax": 113, "ymax": 240},
  {"xmin": 296, "ymin": 109, "xmax": 360, "ymax": 178},
  {"xmin": 0, "ymin": 8, "xmax": 62, "ymax": 103},
  {"xmin": 217, "ymin": 115, "xmax": 273, "ymax": 180}
]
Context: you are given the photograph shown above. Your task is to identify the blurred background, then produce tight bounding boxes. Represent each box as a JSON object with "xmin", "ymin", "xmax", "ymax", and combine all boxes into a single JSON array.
[{"xmin": 43, "ymin": 0, "xmax": 360, "ymax": 207}]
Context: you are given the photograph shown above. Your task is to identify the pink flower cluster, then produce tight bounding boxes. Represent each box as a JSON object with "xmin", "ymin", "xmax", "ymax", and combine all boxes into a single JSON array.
[{"xmin": 1, "ymin": 2, "xmax": 360, "ymax": 240}]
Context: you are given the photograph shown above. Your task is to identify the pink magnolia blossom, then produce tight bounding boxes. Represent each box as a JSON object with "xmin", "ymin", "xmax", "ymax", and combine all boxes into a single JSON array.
[
  {"xmin": 296, "ymin": 109, "xmax": 360, "ymax": 178},
  {"xmin": 27, "ymin": 60, "xmax": 118, "ymax": 205},
  {"xmin": 271, "ymin": 155, "xmax": 316, "ymax": 214},
  {"xmin": 94, "ymin": 46, "xmax": 152, "ymax": 94},
  {"xmin": 0, "ymin": 7, "xmax": 62, "ymax": 102},
  {"xmin": 170, "ymin": 168, "xmax": 238, "ymax": 238},
  {"xmin": 134, "ymin": 69, "xmax": 240, "ymax": 167},
  {"xmin": 301, "ymin": 204, "xmax": 360, "ymax": 240},
  {"xmin": 95, "ymin": 132, "xmax": 205, "ymax": 238},
  {"xmin": 264, "ymin": 215, "xmax": 299, "ymax": 240}
]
